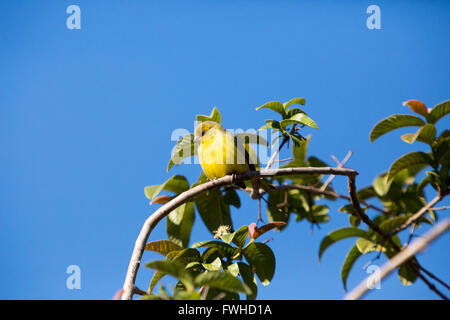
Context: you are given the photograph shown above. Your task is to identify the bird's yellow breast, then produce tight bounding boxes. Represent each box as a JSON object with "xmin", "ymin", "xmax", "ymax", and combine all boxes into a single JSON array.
[{"xmin": 198, "ymin": 128, "xmax": 252, "ymax": 180}]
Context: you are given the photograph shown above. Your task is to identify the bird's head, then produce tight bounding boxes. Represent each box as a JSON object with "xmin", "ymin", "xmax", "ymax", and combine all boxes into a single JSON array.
[{"xmin": 194, "ymin": 121, "xmax": 224, "ymax": 143}]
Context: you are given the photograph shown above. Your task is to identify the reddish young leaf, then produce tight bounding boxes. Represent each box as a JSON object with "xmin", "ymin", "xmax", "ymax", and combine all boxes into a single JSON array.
[
  {"xmin": 150, "ymin": 195, "xmax": 173, "ymax": 205},
  {"xmin": 249, "ymin": 221, "xmax": 287, "ymax": 241},
  {"xmin": 403, "ymin": 100, "xmax": 428, "ymax": 117}
]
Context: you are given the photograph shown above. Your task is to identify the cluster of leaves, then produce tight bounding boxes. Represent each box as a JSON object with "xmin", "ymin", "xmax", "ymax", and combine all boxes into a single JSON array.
[
  {"xmin": 142, "ymin": 97, "xmax": 449, "ymax": 298},
  {"xmin": 142, "ymin": 224, "xmax": 281, "ymax": 300},
  {"xmin": 320, "ymin": 99, "xmax": 449, "ymax": 289},
  {"xmin": 257, "ymin": 98, "xmax": 318, "ymax": 146},
  {"xmin": 255, "ymin": 99, "xmax": 342, "ymax": 230}
]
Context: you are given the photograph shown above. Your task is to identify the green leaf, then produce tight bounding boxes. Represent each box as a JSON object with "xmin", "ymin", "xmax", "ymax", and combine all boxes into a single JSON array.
[
  {"xmin": 191, "ymin": 241, "xmax": 239, "ymax": 259},
  {"xmin": 373, "ymin": 173, "xmax": 392, "ymax": 197},
  {"xmin": 391, "ymin": 164, "xmax": 428, "ymax": 186},
  {"xmin": 243, "ymin": 242, "xmax": 276, "ymax": 286},
  {"xmin": 283, "ymin": 97, "xmax": 306, "ymax": 109},
  {"xmin": 145, "ymin": 175, "xmax": 190, "ymax": 200},
  {"xmin": 223, "ymin": 189, "xmax": 241, "ymax": 209},
  {"xmin": 237, "ymin": 262, "xmax": 258, "ymax": 300},
  {"xmin": 258, "ymin": 120, "xmax": 281, "ymax": 132},
  {"xmin": 256, "ymin": 101, "xmax": 286, "ymax": 118},
  {"xmin": 415, "ymin": 124, "xmax": 437, "ymax": 144},
  {"xmin": 319, "ymin": 228, "xmax": 372, "ymax": 262},
  {"xmin": 217, "ymin": 231, "xmax": 233, "ymax": 244},
  {"xmin": 167, "ymin": 202, "xmax": 195, "ymax": 248},
  {"xmin": 427, "ymin": 100, "xmax": 450, "ymax": 124},
  {"xmin": 286, "ymin": 108, "xmax": 307, "ymax": 119},
  {"xmin": 145, "ymin": 240, "xmax": 184, "ymax": 256},
  {"xmin": 202, "ymin": 257, "xmax": 222, "ymax": 271},
  {"xmin": 400, "ymin": 124, "xmax": 437, "ymax": 145},
  {"xmin": 378, "ymin": 215, "xmax": 412, "ymax": 233},
  {"xmin": 356, "ymin": 238, "xmax": 380, "ymax": 254},
  {"xmin": 280, "ymin": 113, "xmax": 318, "ymax": 129},
  {"xmin": 308, "ymin": 156, "xmax": 329, "ymax": 168},
  {"xmin": 173, "ymin": 289, "xmax": 202, "ymax": 300},
  {"xmin": 349, "ymin": 215, "xmax": 361, "ymax": 227},
  {"xmin": 227, "ymin": 262, "xmax": 240, "ymax": 277},
  {"xmin": 339, "ymin": 204, "xmax": 357, "ymax": 215},
  {"xmin": 219, "ymin": 225, "xmax": 249, "ymax": 246},
  {"xmin": 196, "ymin": 107, "xmax": 222, "ymax": 124},
  {"xmin": 341, "ymin": 245, "xmax": 363, "ymax": 291},
  {"xmin": 167, "ymin": 134, "xmax": 197, "ymax": 171},
  {"xmin": 148, "ymin": 271, "xmax": 166, "ymax": 294},
  {"xmin": 292, "ymin": 135, "xmax": 310, "ymax": 164},
  {"xmin": 209, "ymin": 107, "xmax": 222, "ymax": 123},
  {"xmin": 388, "ymin": 152, "xmax": 433, "ymax": 181},
  {"xmin": 194, "ymin": 189, "xmax": 233, "ymax": 234},
  {"xmin": 370, "ymin": 114, "xmax": 425, "ymax": 142},
  {"xmin": 310, "ymin": 204, "xmax": 330, "ymax": 223},
  {"xmin": 266, "ymin": 190, "xmax": 289, "ymax": 228},
  {"xmin": 185, "ymin": 261, "xmax": 202, "ymax": 270},
  {"xmin": 170, "ymin": 248, "xmax": 202, "ymax": 265},
  {"xmin": 231, "ymin": 225, "xmax": 249, "ymax": 248},
  {"xmin": 194, "ymin": 271, "xmax": 251, "ymax": 294},
  {"xmin": 398, "ymin": 262, "xmax": 418, "ymax": 286},
  {"xmin": 436, "ymin": 136, "xmax": 450, "ymax": 165},
  {"xmin": 400, "ymin": 133, "xmax": 418, "ymax": 144},
  {"xmin": 146, "ymin": 260, "xmax": 194, "ymax": 290},
  {"xmin": 357, "ymin": 186, "xmax": 377, "ymax": 200},
  {"xmin": 288, "ymin": 133, "xmax": 305, "ymax": 147}
]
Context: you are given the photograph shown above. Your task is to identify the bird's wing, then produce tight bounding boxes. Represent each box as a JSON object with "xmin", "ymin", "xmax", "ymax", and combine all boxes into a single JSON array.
[{"xmin": 226, "ymin": 131, "xmax": 258, "ymax": 171}]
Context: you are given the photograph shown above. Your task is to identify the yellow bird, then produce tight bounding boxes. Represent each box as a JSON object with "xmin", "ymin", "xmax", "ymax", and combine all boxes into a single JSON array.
[{"xmin": 194, "ymin": 121, "xmax": 269, "ymax": 197}]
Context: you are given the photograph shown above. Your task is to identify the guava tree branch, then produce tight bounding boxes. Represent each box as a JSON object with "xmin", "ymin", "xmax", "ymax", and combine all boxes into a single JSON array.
[
  {"xmin": 270, "ymin": 184, "xmax": 387, "ymax": 214},
  {"xmin": 121, "ymin": 167, "xmax": 358, "ymax": 300},
  {"xmin": 343, "ymin": 218, "xmax": 450, "ymax": 300},
  {"xmin": 388, "ymin": 193, "xmax": 445, "ymax": 236}
]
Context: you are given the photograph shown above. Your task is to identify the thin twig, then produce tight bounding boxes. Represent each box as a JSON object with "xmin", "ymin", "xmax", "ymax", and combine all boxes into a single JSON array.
[
  {"xmin": 343, "ymin": 218, "xmax": 450, "ymax": 300},
  {"xmin": 432, "ymin": 206, "xmax": 450, "ymax": 211},
  {"xmin": 320, "ymin": 151, "xmax": 353, "ymax": 191},
  {"xmin": 275, "ymin": 158, "xmax": 293, "ymax": 163},
  {"xmin": 388, "ymin": 194, "xmax": 443, "ymax": 236},
  {"xmin": 132, "ymin": 286, "xmax": 148, "ymax": 296},
  {"xmin": 414, "ymin": 261, "xmax": 450, "ymax": 290},
  {"xmin": 271, "ymin": 184, "xmax": 387, "ymax": 215},
  {"xmin": 265, "ymin": 136, "xmax": 289, "ymax": 169}
]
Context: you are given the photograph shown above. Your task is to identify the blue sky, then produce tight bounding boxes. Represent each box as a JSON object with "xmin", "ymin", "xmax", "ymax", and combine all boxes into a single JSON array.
[{"xmin": 1, "ymin": 1, "xmax": 449, "ymax": 300}]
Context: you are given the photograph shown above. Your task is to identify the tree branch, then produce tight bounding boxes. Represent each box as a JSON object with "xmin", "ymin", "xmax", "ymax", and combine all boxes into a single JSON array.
[
  {"xmin": 271, "ymin": 184, "xmax": 387, "ymax": 215},
  {"xmin": 121, "ymin": 167, "xmax": 358, "ymax": 300},
  {"xmin": 320, "ymin": 151, "xmax": 353, "ymax": 191},
  {"xmin": 265, "ymin": 136, "xmax": 289, "ymax": 169},
  {"xmin": 388, "ymin": 194, "xmax": 444, "ymax": 236},
  {"xmin": 343, "ymin": 218, "xmax": 450, "ymax": 300}
]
